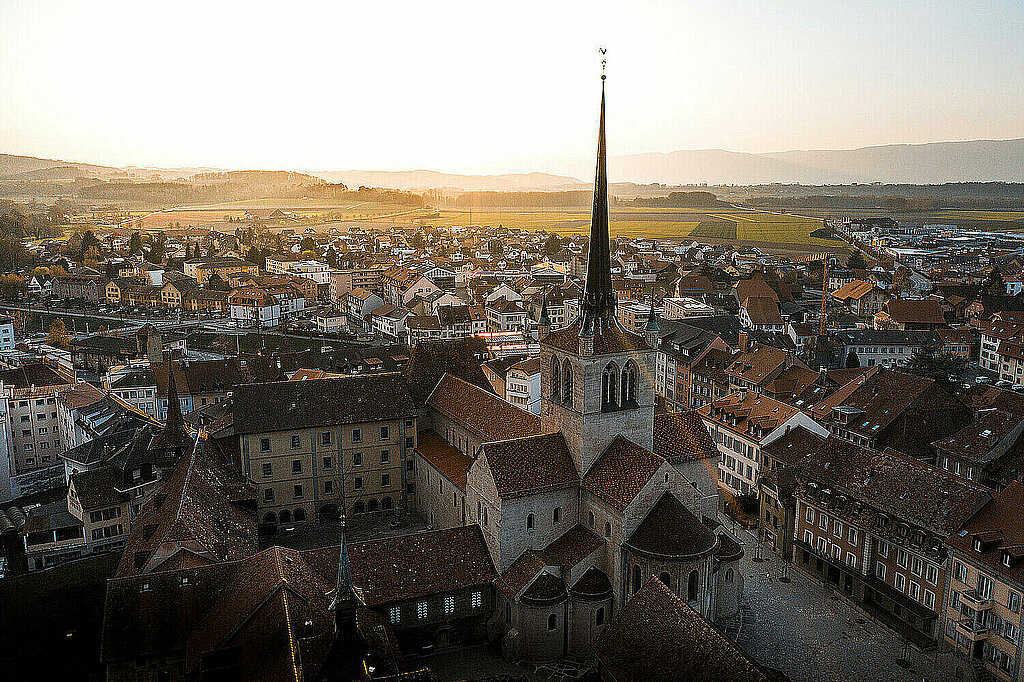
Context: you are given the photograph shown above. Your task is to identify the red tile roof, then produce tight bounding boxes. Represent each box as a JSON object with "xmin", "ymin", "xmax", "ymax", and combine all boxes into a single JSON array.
[
  {"xmin": 583, "ymin": 436, "xmax": 666, "ymax": 511},
  {"xmin": 481, "ymin": 432, "xmax": 580, "ymax": 499},
  {"xmin": 653, "ymin": 411, "xmax": 718, "ymax": 463},
  {"xmin": 415, "ymin": 429, "xmax": 473, "ymax": 491},
  {"xmin": 427, "ymin": 373, "xmax": 541, "ymax": 443}
]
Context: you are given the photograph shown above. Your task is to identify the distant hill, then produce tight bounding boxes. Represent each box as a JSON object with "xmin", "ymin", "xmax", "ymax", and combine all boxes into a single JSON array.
[
  {"xmin": 609, "ymin": 138, "xmax": 1024, "ymax": 185},
  {"xmin": 314, "ymin": 169, "xmax": 584, "ymax": 191},
  {"xmin": 0, "ymin": 153, "xmax": 126, "ymax": 180}
]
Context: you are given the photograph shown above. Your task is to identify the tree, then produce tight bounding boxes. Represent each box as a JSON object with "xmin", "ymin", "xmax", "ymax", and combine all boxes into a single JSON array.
[
  {"xmin": 846, "ymin": 350, "xmax": 860, "ymax": 368},
  {"xmin": 207, "ymin": 272, "xmax": 230, "ymax": 291},
  {"xmin": 985, "ymin": 268, "xmax": 1007, "ymax": 298},
  {"xmin": 47, "ymin": 318, "xmax": 70, "ymax": 349},
  {"xmin": 410, "ymin": 232, "xmax": 426, "ymax": 250},
  {"xmin": 105, "ymin": 262, "xmax": 117, "ymax": 279},
  {"xmin": 324, "ymin": 245, "xmax": 340, "ymax": 269},
  {"xmin": 905, "ymin": 341, "xmax": 967, "ymax": 391},
  {"xmin": 543, "ymin": 233, "xmax": 562, "ymax": 257},
  {"xmin": 300, "ymin": 236, "xmax": 317, "ymax": 252},
  {"xmin": 847, "ymin": 249, "xmax": 868, "ymax": 270},
  {"xmin": 245, "ymin": 246, "xmax": 263, "ymax": 265},
  {"xmin": 80, "ymin": 230, "xmax": 100, "ymax": 261},
  {"xmin": 145, "ymin": 233, "xmax": 166, "ymax": 264},
  {"xmin": 128, "ymin": 232, "xmax": 143, "ymax": 255},
  {"xmin": 0, "ymin": 274, "xmax": 26, "ymax": 300}
]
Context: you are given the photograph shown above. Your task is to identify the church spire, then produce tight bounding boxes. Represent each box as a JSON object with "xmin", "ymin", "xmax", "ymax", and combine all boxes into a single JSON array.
[{"xmin": 579, "ymin": 51, "xmax": 616, "ymax": 338}]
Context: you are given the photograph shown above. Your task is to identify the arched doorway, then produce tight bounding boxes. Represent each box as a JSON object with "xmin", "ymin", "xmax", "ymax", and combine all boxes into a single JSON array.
[
  {"xmin": 367, "ymin": 498, "xmax": 379, "ymax": 513},
  {"xmin": 279, "ymin": 509, "xmax": 292, "ymax": 524},
  {"xmin": 262, "ymin": 512, "xmax": 277, "ymax": 524},
  {"xmin": 294, "ymin": 508, "xmax": 306, "ymax": 522}
]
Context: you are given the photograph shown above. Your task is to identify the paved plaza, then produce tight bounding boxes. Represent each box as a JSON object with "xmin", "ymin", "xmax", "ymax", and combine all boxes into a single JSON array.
[{"xmin": 721, "ymin": 524, "xmax": 959, "ymax": 682}]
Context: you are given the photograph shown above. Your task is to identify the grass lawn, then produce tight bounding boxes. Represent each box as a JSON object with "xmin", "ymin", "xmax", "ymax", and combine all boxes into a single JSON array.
[{"xmin": 0, "ymin": 552, "xmax": 120, "ymax": 680}]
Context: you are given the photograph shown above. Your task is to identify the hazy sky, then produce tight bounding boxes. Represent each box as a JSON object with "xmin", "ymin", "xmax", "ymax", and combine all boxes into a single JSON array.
[{"xmin": 2, "ymin": 0, "xmax": 1022, "ymax": 177}]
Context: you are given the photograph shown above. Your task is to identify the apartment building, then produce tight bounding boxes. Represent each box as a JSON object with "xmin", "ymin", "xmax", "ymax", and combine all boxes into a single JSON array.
[
  {"xmin": 793, "ymin": 439, "xmax": 990, "ymax": 649},
  {"xmin": 183, "ymin": 257, "xmax": 258, "ymax": 285},
  {"xmin": 698, "ymin": 390, "xmax": 827, "ymax": 506},
  {"xmin": 233, "ymin": 374, "xmax": 417, "ymax": 526},
  {"xmin": 330, "ymin": 266, "xmax": 385, "ymax": 301},
  {"xmin": 0, "ymin": 316, "xmax": 14, "ymax": 352},
  {"xmin": 2, "ymin": 379, "xmax": 70, "ymax": 475},
  {"xmin": 506, "ymin": 357, "xmax": 541, "ymax": 414},
  {"xmin": 945, "ymin": 481, "xmax": 1024, "ymax": 681}
]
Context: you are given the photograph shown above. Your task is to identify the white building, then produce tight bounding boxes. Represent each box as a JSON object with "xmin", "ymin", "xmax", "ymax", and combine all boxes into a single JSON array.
[
  {"xmin": 0, "ymin": 317, "xmax": 14, "ymax": 352},
  {"xmin": 506, "ymin": 357, "xmax": 541, "ymax": 414},
  {"xmin": 662, "ymin": 297, "xmax": 714, "ymax": 320}
]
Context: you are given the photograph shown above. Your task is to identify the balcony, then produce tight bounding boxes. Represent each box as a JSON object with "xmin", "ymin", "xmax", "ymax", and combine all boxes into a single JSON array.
[
  {"xmin": 960, "ymin": 589, "xmax": 993, "ymax": 611},
  {"xmin": 955, "ymin": 618, "xmax": 990, "ymax": 642}
]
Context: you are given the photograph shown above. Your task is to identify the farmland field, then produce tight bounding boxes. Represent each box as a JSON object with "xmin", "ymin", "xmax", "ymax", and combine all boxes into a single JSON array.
[{"xmin": 421, "ymin": 207, "xmax": 833, "ymax": 247}]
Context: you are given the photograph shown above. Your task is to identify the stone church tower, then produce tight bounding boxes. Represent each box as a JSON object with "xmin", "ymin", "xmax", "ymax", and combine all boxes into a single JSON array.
[{"xmin": 539, "ymin": 77, "xmax": 656, "ymax": 476}]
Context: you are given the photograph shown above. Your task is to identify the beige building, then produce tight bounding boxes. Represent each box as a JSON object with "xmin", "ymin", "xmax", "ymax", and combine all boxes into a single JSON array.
[
  {"xmin": 945, "ymin": 481, "xmax": 1024, "ymax": 681},
  {"xmin": 233, "ymin": 374, "xmax": 417, "ymax": 525}
]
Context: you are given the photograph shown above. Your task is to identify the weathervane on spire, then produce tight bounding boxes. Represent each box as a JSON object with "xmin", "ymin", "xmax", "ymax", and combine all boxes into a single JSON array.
[{"xmin": 599, "ymin": 46, "xmax": 607, "ymax": 80}]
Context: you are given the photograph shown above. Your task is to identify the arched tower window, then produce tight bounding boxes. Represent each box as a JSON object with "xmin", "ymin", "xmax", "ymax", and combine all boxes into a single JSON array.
[
  {"xmin": 632, "ymin": 564, "xmax": 642, "ymax": 594},
  {"xmin": 688, "ymin": 570, "xmax": 700, "ymax": 602},
  {"xmin": 550, "ymin": 356, "xmax": 561, "ymax": 400},
  {"xmin": 621, "ymin": 361, "xmax": 638, "ymax": 406},
  {"xmin": 602, "ymin": 363, "xmax": 619, "ymax": 411},
  {"xmin": 527, "ymin": 513, "xmax": 535, "ymax": 530},
  {"xmin": 547, "ymin": 614, "xmax": 557, "ymax": 631},
  {"xmin": 562, "ymin": 359, "xmax": 573, "ymax": 405}
]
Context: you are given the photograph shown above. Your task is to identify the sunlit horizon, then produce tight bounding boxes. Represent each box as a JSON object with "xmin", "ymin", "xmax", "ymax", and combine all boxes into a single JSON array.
[{"xmin": 2, "ymin": 0, "xmax": 1023, "ymax": 178}]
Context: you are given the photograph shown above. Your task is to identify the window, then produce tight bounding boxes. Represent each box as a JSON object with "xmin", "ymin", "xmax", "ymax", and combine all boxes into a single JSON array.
[
  {"xmin": 911, "ymin": 557, "xmax": 923, "ymax": 577},
  {"xmin": 602, "ymin": 362, "xmax": 619, "ymax": 409},
  {"xmin": 878, "ymin": 541, "xmax": 889, "ymax": 558},
  {"xmin": 846, "ymin": 552, "xmax": 858, "ymax": 569},
  {"xmin": 417, "ymin": 602, "xmax": 428, "ymax": 619},
  {"xmin": 925, "ymin": 564, "xmax": 937, "ymax": 585},
  {"xmin": 588, "ymin": 511, "xmax": 595, "ymax": 528},
  {"xmin": 875, "ymin": 562, "xmax": 886, "ymax": 580},
  {"xmin": 596, "ymin": 607, "xmax": 605, "ymax": 626},
  {"xmin": 908, "ymin": 581, "xmax": 921, "ymax": 600},
  {"xmin": 471, "ymin": 591, "xmax": 482, "ymax": 608},
  {"xmin": 848, "ymin": 528, "xmax": 859, "ymax": 545},
  {"xmin": 833, "ymin": 520, "xmax": 843, "ymax": 538},
  {"xmin": 260, "ymin": 437, "xmax": 271, "ymax": 452},
  {"xmin": 979, "ymin": 573, "xmax": 994, "ymax": 599},
  {"xmin": 322, "ymin": 456, "xmax": 332, "ymax": 470},
  {"xmin": 380, "ymin": 449, "xmax": 390, "ymax": 464},
  {"xmin": 389, "ymin": 607, "xmax": 401, "ymax": 623},
  {"xmin": 290, "ymin": 435, "xmax": 301, "ymax": 449},
  {"xmin": 320, "ymin": 431, "xmax": 332, "ymax": 446},
  {"xmin": 551, "ymin": 356, "xmax": 561, "ymax": 399},
  {"xmin": 293, "ymin": 485, "xmax": 303, "ymax": 499},
  {"xmin": 353, "ymin": 452, "xmax": 363, "ymax": 467},
  {"xmin": 354, "ymin": 477, "xmax": 364, "ymax": 490},
  {"xmin": 1009, "ymin": 591, "xmax": 1021, "ymax": 613},
  {"xmin": 604, "ymin": 522, "xmax": 611, "ymax": 538},
  {"xmin": 553, "ymin": 507, "xmax": 561, "ymax": 524},
  {"xmin": 897, "ymin": 549, "xmax": 909, "ymax": 569},
  {"xmin": 548, "ymin": 614, "xmax": 557, "ymax": 631},
  {"xmin": 264, "ymin": 488, "xmax": 275, "ymax": 502},
  {"xmin": 819, "ymin": 515, "xmax": 828, "ymax": 531},
  {"xmin": 895, "ymin": 574, "xmax": 906, "ymax": 592},
  {"xmin": 527, "ymin": 514, "xmax": 534, "ymax": 530},
  {"xmin": 924, "ymin": 589, "xmax": 936, "ymax": 610},
  {"xmin": 380, "ymin": 426, "xmax": 390, "ymax": 441},
  {"xmin": 352, "ymin": 428, "xmax": 362, "ymax": 443},
  {"xmin": 324, "ymin": 480, "xmax": 334, "ymax": 494},
  {"xmin": 562, "ymin": 359, "xmax": 573, "ymax": 405},
  {"xmin": 687, "ymin": 570, "xmax": 699, "ymax": 601},
  {"xmin": 952, "ymin": 561, "xmax": 967, "ymax": 584},
  {"xmin": 90, "ymin": 511, "xmax": 102, "ymax": 523},
  {"xmin": 292, "ymin": 460, "xmax": 302, "ymax": 474},
  {"xmin": 444, "ymin": 595, "xmax": 455, "ymax": 614},
  {"xmin": 381, "ymin": 473, "xmax": 391, "ymax": 488},
  {"xmin": 803, "ymin": 530, "xmax": 813, "ymax": 545}
]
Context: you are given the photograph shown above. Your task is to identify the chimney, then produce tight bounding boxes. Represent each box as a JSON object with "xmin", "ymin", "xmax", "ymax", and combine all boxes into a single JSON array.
[{"xmin": 738, "ymin": 330, "xmax": 749, "ymax": 352}]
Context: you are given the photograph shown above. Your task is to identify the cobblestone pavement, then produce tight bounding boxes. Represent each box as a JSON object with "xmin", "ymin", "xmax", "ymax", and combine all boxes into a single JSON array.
[
  {"xmin": 261, "ymin": 511, "xmax": 428, "ymax": 551},
  {"xmin": 720, "ymin": 524, "xmax": 958, "ymax": 682},
  {"xmin": 426, "ymin": 644, "xmax": 590, "ymax": 682}
]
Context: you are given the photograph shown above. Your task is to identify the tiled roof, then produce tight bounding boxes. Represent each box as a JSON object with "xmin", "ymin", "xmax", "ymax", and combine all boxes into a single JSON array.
[
  {"xmin": 304, "ymin": 525, "xmax": 496, "ymax": 605},
  {"xmin": 115, "ymin": 435, "xmax": 256, "ymax": 577},
  {"xmin": 762, "ymin": 426, "xmax": 826, "ymax": 466},
  {"xmin": 725, "ymin": 345, "xmax": 787, "ymax": 385},
  {"xmin": 593, "ymin": 578, "xmax": 775, "ymax": 682},
  {"xmin": 946, "ymin": 481, "xmax": 1024, "ymax": 584},
  {"xmin": 70, "ymin": 466, "xmax": 125, "ymax": 510},
  {"xmin": 542, "ymin": 317, "xmax": 649, "ymax": 356},
  {"xmin": 623, "ymin": 491, "xmax": 718, "ymax": 560},
  {"xmin": 402, "ymin": 337, "xmax": 493, "ymax": 406},
  {"xmin": 882, "ymin": 299, "xmax": 946, "ymax": 325},
  {"xmin": 796, "ymin": 438, "xmax": 989, "ymax": 537},
  {"xmin": 742, "ymin": 296, "xmax": 783, "ymax": 325},
  {"xmin": 831, "ymin": 279, "xmax": 880, "ymax": 301},
  {"xmin": 233, "ymin": 374, "xmax": 415, "ymax": 434},
  {"xmin": 542, "ymin": 524, "xmax": 605, "ymax": 572},
  {"xmin": 698, "ymin": 391, "xmax": 801, "ymax": 441},
  {"xmin": 427, "ymin": 374, "xmax": 541, "ymax": 443},
  {"xmin": 481, "ymin": 432, "xmax": 579, "ymax": 499},
  {"xmin": 495, "ymin": 550, "xmax": 549, "ymax": 599},
  {"xmin": 57, "ymin": 381, "xmax": 106, "ymax": 410},
  {"xmin": 653, "ymin": 410, "xmax": 718, "ymax": 463},
  {"xmin": 931, "ymin": 410, "xmax": 1023, "ymax": 462},
  {"xmin": 583, "ymin": 436, "xmax": 665, "ymax": 511},
  {"xmin": 414, "ymin": 429, "xmax": 472, "ymax": 491}
]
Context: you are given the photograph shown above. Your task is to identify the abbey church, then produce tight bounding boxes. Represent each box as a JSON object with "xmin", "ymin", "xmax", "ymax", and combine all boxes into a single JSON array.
[{"xmin": 414, "ymin": 75, "xmax": 744, "ymax": 660}]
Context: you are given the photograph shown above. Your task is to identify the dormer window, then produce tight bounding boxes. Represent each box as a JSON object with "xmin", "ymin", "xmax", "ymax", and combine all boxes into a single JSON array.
[{"xmin": 975, "ymin": 538, "xmax": 983, "ymax": 553}]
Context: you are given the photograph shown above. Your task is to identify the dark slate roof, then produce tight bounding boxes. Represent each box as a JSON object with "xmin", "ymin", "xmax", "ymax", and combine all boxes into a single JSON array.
[
  {"xmin": 521, "ymin": 571, "xmax": 568, "ymax": 606},
  {"xmin": 593, "ymin": 578, "xmax": 778, "ymax": 682},
  {"xmin": 70, "ymin": 466, "xmax": 125, "ymax": 510},
  {"xmin": 569, "ymin": 566, "xmax": 613, "ymax": 599},
  {"xmin": 232, "ymin": 374, "xmax": 415, "ymax": 434},
  {"xmin": 653, "ymin": 411, "xmax": 717, "ymax": 463},
  {"xmin": 623, "ymin": 491, "xmax": 718, "ymax": 560},
  {"xmin": 762, "ymin": 426, "xmax": 827, "ymax": 466}
]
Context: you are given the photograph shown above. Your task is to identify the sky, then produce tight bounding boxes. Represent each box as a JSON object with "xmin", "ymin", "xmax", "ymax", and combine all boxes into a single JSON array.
[{"xmin": 1, "ymin": 0, "xmax": 1023, "ymax": 177}]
